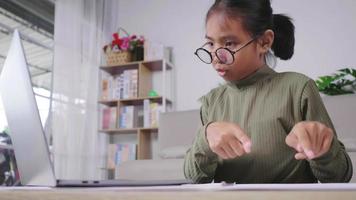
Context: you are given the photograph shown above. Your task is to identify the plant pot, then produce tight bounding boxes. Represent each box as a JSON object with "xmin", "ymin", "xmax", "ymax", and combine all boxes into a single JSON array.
[{"xmin": 131, "ymin": 46, "xmax": 144, "ymax": 62}]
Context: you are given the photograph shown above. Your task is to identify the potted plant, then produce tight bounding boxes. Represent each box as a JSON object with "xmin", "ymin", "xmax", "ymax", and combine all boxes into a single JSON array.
[{"xmin": 315, "ymin": 68, "xmax": 356, "ymax": 95}]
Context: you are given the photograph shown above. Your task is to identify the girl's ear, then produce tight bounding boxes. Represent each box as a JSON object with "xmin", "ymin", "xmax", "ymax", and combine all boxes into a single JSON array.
[{"xmin": 257, "ymin": 29, "xmax": 274, "ymax": 54}]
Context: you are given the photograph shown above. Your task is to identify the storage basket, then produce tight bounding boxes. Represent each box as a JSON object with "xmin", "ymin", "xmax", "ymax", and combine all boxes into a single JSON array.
[{"xmin": 105, "ymin": 50, "xmax": 131, "ymax": 66}]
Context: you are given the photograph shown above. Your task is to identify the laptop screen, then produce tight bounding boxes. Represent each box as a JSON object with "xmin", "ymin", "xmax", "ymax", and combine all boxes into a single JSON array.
[{"xmin": 0, "ymin": 30, "xmax": 56, "ymax": 186}]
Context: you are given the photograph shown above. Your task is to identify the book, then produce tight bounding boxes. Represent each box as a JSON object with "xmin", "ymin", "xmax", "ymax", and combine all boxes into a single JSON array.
[
  {"xmin": 130, "ymin": 69, "xmax": 138, "ymax": 98},
  {"xmin": 136, "ymin": 105, "xmax": 144, "ymax": 128},
  {"xmin": 143, "ymin": 99, "xmax": 150, "ymax": 127},
  {"xmin": 109, "ymin": 108, "xmax": 117, "ymax": 129},
  {"xmin": 119, "ymin": 106, "xmax": 132, "ymax": 128},
  {"xmin": 113, "ymin": 143, "xmax": 137, "ymax": 178},
  {"xmin": 149, "ymin": 102, "xmax": 159, "ymax": 127},
  {"xmin": 119, "ymin": 105, "xmax": 140, "ymax": 128},
  {"xmin": 143, "ymin": 100, "xmax": 161, "ymax": 127},
  {"xmin": 112, "ymin": 74, "xmax": 122, "ymax": 99},
  {"xmin": 118, "ymin": 74, "xmax": 124, "ymax": 99},
  {"xmin": 101, "ymin": 107, "xmax": 116, "ymax": 129},
  {"xmin": 101, "ymin": 71, "xmax": 112, "ymax": 100},
  {"xmin": 107, "ymin": 144, "xmax": 117, "ymax": 169},
  {"xmin": 107, "ymin": 143, "xmax": 137, "ymax": 170},
  {"xmin": 123, "ymin": 69, "xmax": 138, "ymax": 99}
]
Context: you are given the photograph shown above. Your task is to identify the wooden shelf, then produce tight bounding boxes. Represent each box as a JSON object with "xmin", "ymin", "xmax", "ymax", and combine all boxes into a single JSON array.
[
  {"xmin": 98, "ymin": 96, "xmax": 172, "ymax": 106},
  {"xmin": 99, "ymin": 58, "xmax": 173, "ymax": 164},
  {"xmin": 100, "ymin": 59, "xmax": 172, "ymax": 74},
  {"xmin": 98, "ymin": 100, "xmax": 118, "ymax": 107},
  {"xmin": 142, "ymin": 60, "xmax": 173, "ymax": 71},
  {"xmin": 98, "ymin": 127, "xmax": 158, "ymax": 134}
]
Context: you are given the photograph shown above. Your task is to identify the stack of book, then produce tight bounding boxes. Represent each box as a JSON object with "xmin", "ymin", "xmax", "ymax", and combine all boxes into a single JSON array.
[
  {"xmin": 118, "ymin": 105, "xmax": 143, "ymax": 128},
  {"xmin": 116, "ymin": 100, "xmax": 160, "ymax": 129},
  {"xmin": 123, "ymin": 69, "xmax": 138, "ymax": 99},
  {"xmin": 107, "ymin": 143, "xmax": 137, "ymax": 170},
  {"xmin": 101, "ymin": 107, "xmax": 116, "ymax": 130},
  {"xmin": 101, "ymin": 69, "xmax": 138, "ymax": 100},
  {"xmin": 100, "ymin": 74, "xmax": 111, "ymax": 100},
  {"xmin": 143, "ymin": 99, "xmax": 161, "ymax": 128}
]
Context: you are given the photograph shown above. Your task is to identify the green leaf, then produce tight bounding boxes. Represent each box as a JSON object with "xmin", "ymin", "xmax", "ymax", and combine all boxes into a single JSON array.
[
  {"xmin": 339, "ymin": 68, "xmax": 350, "ymax": 74},
  {"xmin": 351, "ymin": 69, "xmax": 356, "ymax": 78},
  {"xmin": 315, "ymin": 68, "xmax": 356, "ymax": 96}
]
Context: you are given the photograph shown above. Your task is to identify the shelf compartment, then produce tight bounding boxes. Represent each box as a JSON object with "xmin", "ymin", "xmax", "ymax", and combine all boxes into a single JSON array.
[
  {"xmin": 99, "ymin": 96, "xmax": 172, "ymax": 106},
  {"xmin": 98, "ymin": 127, "xmax": 158, "ymax": 134},
  {"xmin": 141, "ymin": 60, "xmax": 172, "ymax": 71},
  {"xmin": 119, "ymin": 96, "xmax": 172, "ymax": 105},
  {"xmin": 100, "ymin": 59, "xmax": 172, "ymax": 74},
  {"xmin": 98, "ymin": 100, "xmax": 119, "ymax": 107}
]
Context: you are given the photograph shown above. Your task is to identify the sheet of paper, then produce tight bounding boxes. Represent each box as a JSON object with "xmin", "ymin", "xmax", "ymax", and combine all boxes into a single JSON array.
[
  {"xmin": 180, "ymin": 183, "xmax": 356, "ymax": 191},
  {"xmin": 91, "ymin": 183, "xmax": 356, "ymax": 191}
]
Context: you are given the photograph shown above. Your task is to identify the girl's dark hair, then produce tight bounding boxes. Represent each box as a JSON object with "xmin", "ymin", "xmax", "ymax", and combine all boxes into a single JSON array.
[{"xmin": 206, "ymin": 0, "xmax": 295, "ymax": 60}]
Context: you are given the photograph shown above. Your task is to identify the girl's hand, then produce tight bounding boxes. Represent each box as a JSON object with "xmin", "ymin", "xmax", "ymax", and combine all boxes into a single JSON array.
[
  {"xmin": 206, "ymin": 122, "xmax": 252, "ymax": 159},
  {"xmin": 285, "ymin": 121, "xmax": 334, "ymax": 160}
]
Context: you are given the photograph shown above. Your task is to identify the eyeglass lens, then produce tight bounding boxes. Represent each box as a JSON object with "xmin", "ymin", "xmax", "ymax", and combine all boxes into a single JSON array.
[
  {"xmin": 196, "ymin": 49, "xmax": 212, "ymax": 64},
  {"xmin": 216, "ymin": 48, "xmax": 234, "ymax": 64},
  {"xmin": 195, "ymin": 48, "xmax": 234, "ymax": 64}
]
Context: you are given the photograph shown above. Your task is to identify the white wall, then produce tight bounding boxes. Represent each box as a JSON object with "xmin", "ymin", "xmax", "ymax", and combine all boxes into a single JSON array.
[
  {"xmin": 116, "ymin": 0, "xmax": 356, "ymax": 111},
  {"xmin": 272, "ymin": 0, "xmax": 356, "ymax": 79}
]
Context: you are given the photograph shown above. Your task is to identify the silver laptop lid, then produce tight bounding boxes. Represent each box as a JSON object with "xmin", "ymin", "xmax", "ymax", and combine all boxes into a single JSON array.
[{"xmin": 0, "ymin": 30, "xmax": 56, "ymax": 186}]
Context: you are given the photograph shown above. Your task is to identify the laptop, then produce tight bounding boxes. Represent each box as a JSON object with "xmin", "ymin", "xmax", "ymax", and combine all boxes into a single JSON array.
[{"xmin": 0, "ymin": 30, "xmax": 190, "ymax": 187}]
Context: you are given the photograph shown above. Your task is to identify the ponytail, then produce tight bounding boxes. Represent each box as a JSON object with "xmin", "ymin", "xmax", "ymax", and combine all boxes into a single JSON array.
[{"xmin": 272, "ymin": 14, "xmax": 295, "ymax": 60}]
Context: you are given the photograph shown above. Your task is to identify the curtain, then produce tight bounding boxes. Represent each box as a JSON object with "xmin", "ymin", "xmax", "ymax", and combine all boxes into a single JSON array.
[{"xmin": 52, "ymin": 0, "xmax": 119, "ymax": 179}]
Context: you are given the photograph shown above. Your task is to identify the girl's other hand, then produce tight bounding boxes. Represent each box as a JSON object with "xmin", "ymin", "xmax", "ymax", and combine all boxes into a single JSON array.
[
  {"xmin": 285, "ymin": 121, "xmax": 334, "ymax": 160},
  {"xmin": 206, "ymin": 122, "xmax": 252, "ymax": 159}
]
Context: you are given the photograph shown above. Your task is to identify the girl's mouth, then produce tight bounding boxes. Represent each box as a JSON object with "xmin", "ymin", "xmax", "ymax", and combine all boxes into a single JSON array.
[{"xmin": 217, "ymin": 68, "xmax": 227, "ymax": 76}]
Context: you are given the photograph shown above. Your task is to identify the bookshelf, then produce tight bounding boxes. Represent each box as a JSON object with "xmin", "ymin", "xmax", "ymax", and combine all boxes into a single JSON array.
[{"xmin": 98, "ymin": 59, "xmax": 173, "ymax": 167}]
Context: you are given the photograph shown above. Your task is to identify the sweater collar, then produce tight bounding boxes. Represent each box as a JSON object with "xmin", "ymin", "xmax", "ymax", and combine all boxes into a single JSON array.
[{"xmin": 227, "ymin": 65, "xmax": 276, "ymax": 89}]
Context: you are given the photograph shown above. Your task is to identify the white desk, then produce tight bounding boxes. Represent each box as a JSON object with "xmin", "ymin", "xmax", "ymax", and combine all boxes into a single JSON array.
[{"xmin": 1, "ymin": 184, "xmax": 356, "ymax": 200}]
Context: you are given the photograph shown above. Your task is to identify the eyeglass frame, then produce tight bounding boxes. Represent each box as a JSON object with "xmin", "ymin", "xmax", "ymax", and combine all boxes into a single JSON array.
[{"xmin": 194, "ymin": 37, "xmax": 257, "ymax": 65}]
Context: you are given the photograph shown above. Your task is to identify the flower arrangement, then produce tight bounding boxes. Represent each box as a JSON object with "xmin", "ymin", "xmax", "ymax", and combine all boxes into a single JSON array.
[
  {"xmin": 103, "ymin": 28, "xmax": 145, "ymax": 64},
  {"xmin": 103, "ymin": 32, "xmax": 145, "ymax": 53}
]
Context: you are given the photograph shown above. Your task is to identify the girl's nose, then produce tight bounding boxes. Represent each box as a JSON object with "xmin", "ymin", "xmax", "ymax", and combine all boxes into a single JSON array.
[
  {"xmin": 211, "ymin": 48, "xmax": 223, "ymax": 64},
  {"xmin": 211, "ymin": 51, "xmax": 218, "ymax": 64}
]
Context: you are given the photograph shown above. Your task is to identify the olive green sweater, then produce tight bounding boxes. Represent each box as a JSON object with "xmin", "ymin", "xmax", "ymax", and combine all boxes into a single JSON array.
[{"xmin": 184, "ymin": 66, "xmax": 353, "ymax": 183}]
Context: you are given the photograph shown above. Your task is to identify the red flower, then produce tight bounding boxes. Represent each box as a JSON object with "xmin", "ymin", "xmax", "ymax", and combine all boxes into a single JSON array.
[{"xmin": 112, "ymin": 33, "xmax": 123, "ymax": 48}]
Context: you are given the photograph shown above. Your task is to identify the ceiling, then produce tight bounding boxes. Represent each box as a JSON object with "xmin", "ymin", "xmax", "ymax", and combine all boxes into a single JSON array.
[{"xmin": 0, "ymin": 0, "xmax": 54, "ymax": 91}]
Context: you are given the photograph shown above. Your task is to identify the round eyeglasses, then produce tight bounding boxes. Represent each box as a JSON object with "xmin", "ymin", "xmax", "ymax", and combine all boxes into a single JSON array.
[{"xmin": 194, "ymin": 38, "xmax": 256, "ymax": 65}]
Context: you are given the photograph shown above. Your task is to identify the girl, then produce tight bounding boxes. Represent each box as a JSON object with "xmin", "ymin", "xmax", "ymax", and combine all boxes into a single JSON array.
[{"xmin": 184, "ymin": 0, "xmax": 352, "ymax": 183}]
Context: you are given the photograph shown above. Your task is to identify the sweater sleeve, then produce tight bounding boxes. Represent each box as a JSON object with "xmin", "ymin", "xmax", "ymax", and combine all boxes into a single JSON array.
[
  {"xmin": 183, "ymin": 96, "xmax": 219, "ymax": 183},
  {"xmin": 300, "ymin": 79, "xmax": 353, "ymax": 182}
]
